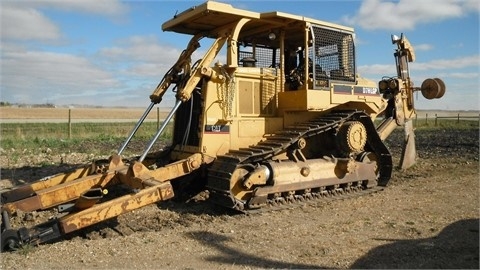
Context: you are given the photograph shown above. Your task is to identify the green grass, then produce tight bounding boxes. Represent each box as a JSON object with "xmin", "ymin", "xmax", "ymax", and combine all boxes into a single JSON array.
[
  {"xmin": 0, "ymin": 122, "xmax": 171, "ymax": 140},
  {"xmin": 0, "ymin": 119, "xmax": 477, "ymax": 156},
  {"xmin": 0, "ymin": 122, "xmax": 173, "ymax": 155}
]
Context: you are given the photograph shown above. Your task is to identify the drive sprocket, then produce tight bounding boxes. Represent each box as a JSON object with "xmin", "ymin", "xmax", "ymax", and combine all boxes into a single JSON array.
[{"xmin": 337, "ymin": 120, "xmax": 367, "ymax": 154}]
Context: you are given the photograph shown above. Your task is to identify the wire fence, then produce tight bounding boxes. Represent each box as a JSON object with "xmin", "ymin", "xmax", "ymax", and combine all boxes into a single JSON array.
[
  {"xmin": 415, "ymin": 113, "xmax": 480, "ymax": 127},
  {"xmin": 1, "ymin": 112, "xmax": 478, "ymax": 141},
  {"xmin": 0, "ymin": 122, "xmax": 174, "ymax": 141},
  {"xmin": 1, "ymin": 108, "xmax": 169, "ymax": 141}
]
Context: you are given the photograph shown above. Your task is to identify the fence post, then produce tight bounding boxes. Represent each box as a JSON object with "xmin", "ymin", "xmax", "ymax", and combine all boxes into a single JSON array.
[
  {"xmin": 425, "ymin": 113, "xmax": 428, "ymax": 125},
  {"xmin": 435, "ymin": 113, "xmax": 437, "ymax": 126},
  {"xmin": 457, "ymin": 113, "xmax": 460, "ymax": 124},
  {"xmin": 68, "ymin": 109, "xmax": 72, "ymax": 139},
  {"xmin": 157, "ymin": 107, "xmax": 160, "ymax": 129}
]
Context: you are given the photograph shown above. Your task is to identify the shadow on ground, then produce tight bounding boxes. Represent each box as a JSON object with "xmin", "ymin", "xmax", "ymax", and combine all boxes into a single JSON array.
[
  {"xmin": 0, "ymin": 163, "xmax": 84, "ymax": 187},
  {"xmin": 188, "ymin": 230, "xmax": 327, "ymax": 269},
  {"xmin": 187, "ymin": 219, "xmax": 478, "ymax": 269},
  {"xmin": 352, "ymin": 218, "xmax": 479, "ymax": 269}
]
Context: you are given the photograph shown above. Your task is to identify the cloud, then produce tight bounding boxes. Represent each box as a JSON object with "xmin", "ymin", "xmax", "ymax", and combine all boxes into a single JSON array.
[
  {"xmin": 447, "ymin": 72, "xmax": 480, "ymax": 79},
  {"xmin": 358, "ymin": 63, "xmax": 395, "ymax": 77},
  {"xmin": 414, "ymin": 43, "xmax": 434, "ymax": 51},
  {"xmin": 411, "ymin": 55, "xmax": 480, "ymax": 71},
  {"xmin": 357, "ymin": 54, "xmax": 479, "ymax": 110},
  {"xmin": 359, "ymin": 54, "xmax": 480, "ymax": 75},
  {"xmin": 343, "ymin": 0, "xmax": 479, "ymax": 30},
  {"xmin": 1, "ymin": 47, "xmax": 119, "ymax": 104},
  {"xmin": 0, "ymin": 0, "xmax": 132, "ymax": 105},
  {"xmin": 1, "ymin": 0, "xmax": 128, "ymax": 42},
  {"xmin": 99, "ymin": 35, "xmax": 181, "ymax": 64},
  {"xmin": 98, "ymin": 35, "xmax": 184, "ymax": 82},
  {"xmin": 98, "ymin": 35, "xmax": 210, "ymax": 79},
  {"xmin": 1, "ymin": 27, "xmax": 214, "ymax": 107},
  {"xmin": 464, "ymin": 0, "xmax": 480, "ymax": 12},
  {"xmin": 1, "ymin": 4, "xmax": 61, "ymax": 41}
]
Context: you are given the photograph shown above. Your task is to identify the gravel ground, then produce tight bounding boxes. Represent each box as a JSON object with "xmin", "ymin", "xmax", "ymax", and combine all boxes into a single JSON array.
[{"xmin": 1, "ymin": 127, "xmax": 479, "ymax": 269}]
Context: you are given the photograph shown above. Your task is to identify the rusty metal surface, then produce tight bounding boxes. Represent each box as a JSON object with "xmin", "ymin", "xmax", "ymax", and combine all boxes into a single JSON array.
[
  {"xmin": 1, "ymin": 185, "xmax": 36, "ymax": 204},
  {"xmin": 421, "ymin": 78, "xmax": 445, "ymax": 100},
  {"xmin": 1, "ymin": 166, "xmax": 92, "ymax": 204},
  {"xmin": 2, "ymin": 195, "xmax": 43, "ymax": 213},
  {"xmin": 3, "ymin": 170, "xmax": 119, "ymax": 213},
  {"xmin": 74, "ymin": 188, "xmax": 105, "ymax": 210},
  {"xmin": 60, "ymin": 182, "xmax": 174, "ymax": 234}
]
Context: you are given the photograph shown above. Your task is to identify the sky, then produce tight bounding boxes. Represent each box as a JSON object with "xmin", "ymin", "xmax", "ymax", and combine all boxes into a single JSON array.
[{"xmin": 1, "ymin": 0, "xmax": 479, "ymax": 110}]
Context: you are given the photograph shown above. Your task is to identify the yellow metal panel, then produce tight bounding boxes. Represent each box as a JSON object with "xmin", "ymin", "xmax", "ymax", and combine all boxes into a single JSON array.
[
  {"xmin": 201, "ymin": 132, "xmax": 230, "ymax": 157},
  {"xmin": 266, "ymin": 117, "xmax": 283, "ymax": 134},
  {"xmin": 306, "ymin": 90, "xmax": 333, "ymax": 110},
  {"xmin": 279, "ymin": 86, "xmax": 385, "ymax": 116},
  {"xmin": 259, "ymin": 77, "xmax": 277, "ymax": 115},
  {"xmin": 238, "ymin": 119, "xmax": 265, "ymax": 138},
  {"xmin": 162, "ymin": 1, "xmax": 260, "ymax": 34},
  {"xmin": 236, "ymin": 68, "xmax": 278, "ymax": 117},
  {"xmin": 228, "ymin": 117, "xmax": 283, "ymax": 150},
  {"xmin": 254, "ymin": 81, "xmax": 261, "ymax": 114},
  {"xmin": 239, "ymin": 80, "xmax": 253, "ymax": 114},
  {"xmin": 278, "ymin": 90, "xmax": 307, "ymax": 112},
  {"xmin": 162, "ymin": 1, "xmax": 353, "ymax": 37},
  {"xmin": 260, "ymin": 11, "xmax": 354, "ymax": 33}
]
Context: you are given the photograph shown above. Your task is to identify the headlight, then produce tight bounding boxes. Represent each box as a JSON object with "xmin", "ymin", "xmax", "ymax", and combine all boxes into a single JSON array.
[
  {"xmin": 388, "ymin": 79, "xmax": 398, "ymax": 90},
  {"xmin": 378, "ymin": 80, "xmax": 388, "ymax": 93}
]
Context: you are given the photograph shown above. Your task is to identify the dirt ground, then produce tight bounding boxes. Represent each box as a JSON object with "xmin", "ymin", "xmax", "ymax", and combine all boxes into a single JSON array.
[{"xmin": 1, "ymin": 127, "xmax": 479, "ymax": 269}]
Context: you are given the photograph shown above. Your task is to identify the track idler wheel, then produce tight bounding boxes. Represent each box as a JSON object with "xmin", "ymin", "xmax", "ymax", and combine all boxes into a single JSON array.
[
  {"xmin": 1, "ymin": 229, "xmax": 21, "ymax": 252},
  {"xmin": 421, "ymin": 78, "xmax": 446, "ymax": 99}
]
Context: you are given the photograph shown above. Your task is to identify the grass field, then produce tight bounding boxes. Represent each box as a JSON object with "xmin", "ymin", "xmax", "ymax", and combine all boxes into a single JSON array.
[
  {"xmin": 0, "ymin": 107, "xmax": 477, "ymax": 156},
  {"xmin": 1, "ymin": 107, "xmax": 478, "ymax": 120},
  {"xmin": 0, "ymin": 107, "xmax": 174, "ymax": 155},
  {"xmin": 0, "ymin": 107, "xmax": 169, "ymax": 121}
]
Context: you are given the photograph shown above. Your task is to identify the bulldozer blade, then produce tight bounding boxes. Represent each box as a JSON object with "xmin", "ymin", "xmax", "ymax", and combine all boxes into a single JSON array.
[{"xmin": 399, "ymin": 119, "xmax": 417, "ymax": 170}]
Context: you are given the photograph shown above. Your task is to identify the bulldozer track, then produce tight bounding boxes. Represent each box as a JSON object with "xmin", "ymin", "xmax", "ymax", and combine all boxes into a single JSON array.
[
  {"xmin": 245, "ymin": 185, "xmax": 385, "ymax": 214},
  {"xmin": 207, "ymin": 110, "xmax": 392, "ymax": 212}
]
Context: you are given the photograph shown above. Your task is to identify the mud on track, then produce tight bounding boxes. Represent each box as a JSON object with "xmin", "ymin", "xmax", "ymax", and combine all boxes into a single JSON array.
[{"xmin": 1, "ymin": 127, "xmax": 479, "ymax": 269}]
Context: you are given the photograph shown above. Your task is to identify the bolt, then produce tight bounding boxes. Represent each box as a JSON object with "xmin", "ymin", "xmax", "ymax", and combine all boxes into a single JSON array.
[{"xmin": 300, "ymin": 167, "xmax": 310, "ymax": 176}]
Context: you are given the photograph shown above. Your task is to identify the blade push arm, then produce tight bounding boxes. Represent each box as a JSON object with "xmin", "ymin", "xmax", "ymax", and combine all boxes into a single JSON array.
[
  {"xmin": 149, "ymin": 33, "xmax": 203, "ymax": 104},
  {"xmin": 175, "ymin": 36, "xmax": 227, "ymax": 102},
  {"xmin": 149, "ymin": 33, "xmax": 227, "ymax": 104}
]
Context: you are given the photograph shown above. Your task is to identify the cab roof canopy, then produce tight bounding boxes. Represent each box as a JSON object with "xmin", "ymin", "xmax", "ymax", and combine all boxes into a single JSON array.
[{"xmin": 162, "ymin": 1, "xmax": 354, "ymax": 43}]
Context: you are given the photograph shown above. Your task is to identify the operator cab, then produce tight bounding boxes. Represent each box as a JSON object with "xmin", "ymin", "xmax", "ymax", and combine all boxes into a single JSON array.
[
  {"xmin": 237, "ymin": 18, "xmax": 356, "ymax": 91},
  {"xmin": 162, "ymin": 1, "xmax": 383, "ymax": 152}
]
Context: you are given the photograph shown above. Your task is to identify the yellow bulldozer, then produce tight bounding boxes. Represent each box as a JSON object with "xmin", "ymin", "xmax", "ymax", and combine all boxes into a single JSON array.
[{"xmin": 1, "ymin": 1, "xmax": 445, "ymax": 251}]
